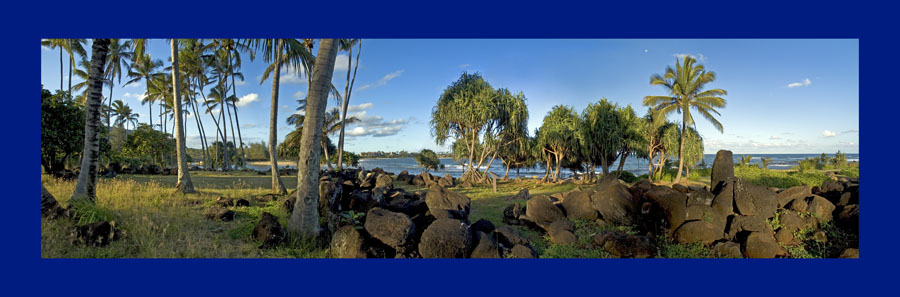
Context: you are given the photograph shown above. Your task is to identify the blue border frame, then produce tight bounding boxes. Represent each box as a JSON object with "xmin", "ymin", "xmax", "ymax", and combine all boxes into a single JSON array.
[{"xmin": 9, "ymin": 1, "xmax": 893, "ymax": 295}]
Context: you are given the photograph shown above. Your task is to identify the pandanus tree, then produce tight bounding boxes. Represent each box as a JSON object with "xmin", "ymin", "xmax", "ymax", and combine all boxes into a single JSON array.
[
  {"xmin": 643, "ymin": 56, "xmax": 727, "ymax": 182},
  {"xmin": 614, "ymin": 105, "xmax": 648, "ymax": 178},
  {"xmin": 288, "ymin": 38, "xmax": 340, "ymax": 238},
  {"xmin": 71, "ymin": 39, "xmax": 110, "ymax": 203},
  {"xmin": 580, "ymin": 98, "xmax": 622, "ymax": 177},
  {"xmin": 337, "ymin": 39, "xmax": 362, "ymax": 171},
  {"xmin": 246, "ymin": 38, "xmax": 315, "ymax": 195},
  {"xmin": 536, "ymin": 105, "xmax": 580, "ymax": 182}
]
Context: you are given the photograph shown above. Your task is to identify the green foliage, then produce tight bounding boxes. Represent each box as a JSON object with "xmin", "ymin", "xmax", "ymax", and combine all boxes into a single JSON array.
[
  {"xmin": 760, "ymin": 157, "xmax": 771, "ymax": 169},
  {"xmin": 121, "ymin": 124, "xmax": 174, "ymax": 166},
  {"xmin": 739, "ymin": 154, "xmax": 753, "ymax": 167},
  {"xmin": 610, "ymin": 170, "xmax": 638, "ymax": 183},
  {"xmin": 415, "ymin": 149, "xmax": 441, "ymax": 171},
  {"xmin": 734, "ymin": 166, "xmax": 829, "ymax": 188},
  {"xmin": 68, "ymin": 199, "xmax": 117, "ymax": 226},
  {"xmin": 658, "ymin": 240, "xmax": 716, "ymax": 258},
  {"xmin": 331, "ymin": 151, "xmax": 360, "ymax": 168},
  {"xmin": 839, "ymin": 166, "xmax": 859, "ymax": 178},
  {"xmin": 580, "ymin": 99, "xmax": 622, "ymax": 171},
  {"xmin": 540, "ymin": 219, "xmax": 612, "ymax": 258},
  {"xmin": 41, "ymin": 89, "xmax": 85, "ymax": 173},
  {"xmin": 787, "ymin": 221, "xmax": 857, "ymax": 258}
]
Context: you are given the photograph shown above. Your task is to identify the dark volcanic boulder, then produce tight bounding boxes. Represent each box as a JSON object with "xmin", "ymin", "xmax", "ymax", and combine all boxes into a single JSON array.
[
  {"xmin": 726, "ymin": 215, "xmax": 773, "ymax": 240},
  {"xmin": 778, "ymin": 211, "xmax": 806, "ymax": 233},
  {"xmin": 836, "ymin": 204, "xmax": 859, "ymax": 231},
  {"xmin": 714, "ymin": 242, "xmax": 743, "ymax": 258},
  {"xmin": 672, "ymin": 183, "xmax": 689, "ymax": 193},
  {"xmin": 509, "ymin": 244, "xmax": 537, "ymax": 258},
  {"xmin": 331, "ymin": 225, "xmax": 367, "ymax": 258},
  {"xmin": 525, "ymin": 195, "xmax": 565, "ymax": 227},
  {"xmin": 593, "ymin": 231, "xmax": 656, "ymax": 258},
  {"xmin": 421, "ymin": 172, "xmax": 436, "ymax": 187},
  {"xmin": 675, "ymin": 220, "xmax": 720, "ymax": 245},
  {"xmin": 397, "ymin": 170, "xmax": 410, "ymax": 182},
  {"xmin": 438, "ymin": 174, "xmax": 455, "ymax": 187},
  {"xmin": 493, "ymin": 225, "xmax": 529, "ymax": 248},
  {"xmin": 788, "ymin": 198, "xmax": 809, "ymax": 212},
  {"xmin": 777, "ymin": 185, "xmax": 811, "ymax": 209},
  {"xmin": 410, "ymin": 175, "xmax": 425, "ymax": 186},
  {"xmin": 418, "ymin": 219, "xmax": 473, "ymax": 258},
  {"xmin": 375, "ymin": 174, "xmax": 394, "ymax": 189},
  {"xmin": 71, "ymin": 220, "xmax": 120, "ymax": 246},
  {"xmin": 686, "ymin": 188, "xmax": 715, "ymax": 207},
  {"xmin": 711, "ymin": 150, "xmax": 735, "ymax": 189},
  {"xmin": 252, "ymin": 212, "xmax": 285, "ymax": 248},
  {"xmin": 503, "ymin": 203, "xmax": 526, "ymax": 225},
  {"xmin": 774, "ymin": 228, "xmax": 794, "ymax": 244},
  {"xmin": 470, "ymin": 231, "xmax": 501, "ymax": 258},
  {"xmin": 216, "ymin": 197, "xmax": 250, "ymax": 207},
  {"xmin": 471, "ymin": 219, "xmax": 496, "ymax": 234},
  {"xmin": 41, "ymin": 185, "xmax": 64, "ymax": 219},
  {"xmin": 510, "ymin": 188, "xmax": 530, "ymax": 200},
  {"xmin": 742, "ymin": 232, "xmax": 779, "ymax": 258},
  {"xmin": 561, "ymin": 191, "xmax": 598, "ymax": 220},
  {"xmin": 425, "ymin": 185, "xmax": 471, "ymax": 217},
  {"xmin": 644, "ymin": 185, "xmax": 689, "ymax": 236},
  {"xmin": 205, "ymin": 207, "xmax": 235, "ymax": 221},
  {"xmin": 840, "ymin": 248, "xmax": 859, "ymax": 258},
  {"xmin": 590, "ymin": 181, "xmax": 635, "ymax": 225},
  {"xmin": 364, "ymin": 207, "xmax": 416, "ymax": 252},
  {"xmin": 806, "ymin": 195, "xmax": 836, "ymax": 223},
  {"xmin": 549, "ymin": 222, "xmax": 578, "ymax": 245},
  {"xmin": 733, "ymin": 179, "xmax": 778, "ymax": 219}
]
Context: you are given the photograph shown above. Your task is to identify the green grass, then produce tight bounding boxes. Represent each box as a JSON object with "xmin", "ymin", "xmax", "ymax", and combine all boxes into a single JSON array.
[{"xmin": 733, "ymin": 166, "xmax": 830, "ymax": 188}]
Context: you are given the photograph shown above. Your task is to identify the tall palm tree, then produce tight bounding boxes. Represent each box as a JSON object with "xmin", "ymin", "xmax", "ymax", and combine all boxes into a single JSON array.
[
  {"xmin": 287, "ymin": 107, "xmax": 359, "ymax": 169},
  {"xmin": 337, "ymin": 39, "xmax": 362, "ymax": 171},
  {"xmin": 246, "ymin": 38, "xmax": 314, "ymax": 195},
  {"xmin": 41, "ymin": 39, "xmax": 67, "ymax": 93},
  {"xmin": 72, "ymin": 39, "xmax": 110, "ymax": 203},
  {"xmin": 170, "ymin": 39, "xmax": 195, "ymax": 193},
  {"xmin": 65, "ymin": 39, "xmax": 87, "ymax": 100},
  {"xmin": 103, "ymin": 39, "xmax": 134, "ymax": 148},
  {"xmin": 214, "ymin": 38, "xmax": 251, "ymax": 168},
  {"xmin": 112, "ymin": 100, "xmax": 139, "ymax": 130},
  {"xmin": 643, "ymin": 56, "xmax": 727, "ymax": 183},
  {"xmin": 288, "ymin": 38, "xmax": 339, "ymax": 237},
  {"xmin": 126, "ymin": 53, "xmax": 162, "ymax": 130}
]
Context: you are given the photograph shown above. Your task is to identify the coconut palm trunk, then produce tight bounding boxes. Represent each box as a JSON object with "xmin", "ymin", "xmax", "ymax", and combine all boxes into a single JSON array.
[
  {"xmin": 675, "ymin": 115, "xmax": 687, "ymax": 182},
  {"xmin": 228, "ymin": 52, "xmax": 246, "ymax": 168},
  {"xmin": 288, "ymin": 38, "xmax": 339, "ymax": 237},
  {"xmin": 171, "ymin": 40, "xmax": 196, "ymax": 193},
  {"xmin": 59, "ymin": 47, "xmax": 64, "ymax": 93},
  {"xmin": 68, "ymin": 55, "xmax": 73, "ymax": 100},
  {"xmin": 268, "ymin": 39, "xmax": 288, "ymax": 195},
  {"xmin": 71, "ymin": 39, "xmax": 110, "ymax": 202},
  {"xmin": 337, "ymin": 40, "xmax": 361, "ymax": 171}
]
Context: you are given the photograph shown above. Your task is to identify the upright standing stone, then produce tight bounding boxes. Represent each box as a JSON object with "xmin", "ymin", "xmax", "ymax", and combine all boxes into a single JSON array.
[{"xmin": 711, "ymin": 150, "xmax": 735, "ymax": 190}]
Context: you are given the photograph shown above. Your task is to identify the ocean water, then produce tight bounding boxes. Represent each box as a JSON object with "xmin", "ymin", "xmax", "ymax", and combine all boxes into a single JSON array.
[{"xmin": 246, "ymin": 153, "xmax": 858, "ymax": 179}]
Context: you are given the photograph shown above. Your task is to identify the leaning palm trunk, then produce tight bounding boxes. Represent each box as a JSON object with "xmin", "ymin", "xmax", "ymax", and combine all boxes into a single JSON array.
[
  {"xmin": 71, "ymin": 39, "xmax": 110, "ymax": 202},
  {"xmin": 228, "ymin": 53, "xmax": 246, "ymax": 168},
  {"xmin": 289, "ymin": 38, "xmax": 339, "ymax": 237},
  {"xmin": 171, "ymin": 39, "xmax": 195, "ymax": 193},
  {"xmin": 337, "ymin": 40, "xmax": 361, "ymax": 171},
  {"xmin": 268, "ymin": 40, "xmax": 288, "ymax": 195},
  {"xmin": 675, "ymin": 116, "xmax": 687, "ymax": 183}
]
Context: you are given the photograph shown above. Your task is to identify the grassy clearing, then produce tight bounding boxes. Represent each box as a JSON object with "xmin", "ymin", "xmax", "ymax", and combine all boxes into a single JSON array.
[{"xmin": 688, "ymin": 166, "xmax": 833, "ymax": 189}]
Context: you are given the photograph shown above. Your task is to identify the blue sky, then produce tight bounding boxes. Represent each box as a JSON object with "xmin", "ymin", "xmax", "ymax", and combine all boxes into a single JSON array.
[{"xmin": 41, "ymin": 39, "xmax": 859, "ymax": 154}]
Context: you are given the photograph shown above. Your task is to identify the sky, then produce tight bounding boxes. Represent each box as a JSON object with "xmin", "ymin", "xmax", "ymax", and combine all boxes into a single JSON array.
[{"xmin": 41, "ymin": 39, "xmax": 859, "ymax": 154}]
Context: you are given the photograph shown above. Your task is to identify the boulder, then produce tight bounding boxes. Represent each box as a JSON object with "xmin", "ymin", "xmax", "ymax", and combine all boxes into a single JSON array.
[
  {"xmin": 742, "ymin": 232, "xmax": 779, "ymax": 258},
  {"xmin": 425, "ymin": 184, "xmax": 471, "ymax": 217},
  {"xmin": 593, "ymin": 231, "xmax": 656, "ymax": 258},
  {"xmin": 205, "ymin": 207, "xmax": 234, "ymax": 221},
  {"xmin": 41, "ymin": 185, "xmax": 64, "ymax": 219},
  {"xmin": 836, "ymin": 204, "xmax": 859, "ymax": 231},
  {"xmin": 502, "ymin": 203, "xmax": 525, "ymax": 225},
  {"xmin": 509, "ymin": 244, "xmax": 538, "ymax": 258},
  {"xmin": 470, "ymin": 231, "xmax": 501, "ymax": 258},
  {"xmin": 560, "ymin": 191, "xmax": 598, "ymax": 220},
  {"xmin": 396, "ymin": 170, "xmax": 410, "ymax": 182},
  {"xmin": 590, "ymin": 181, "xmax": 635, "ymax": 225},
  {"xmin": 525, "ymin": 195, "xmax": 566, "ymax": 228},
  {"xmin": 364, "ymin": 207, "xmax": 416, "ymax": 252},
  {"xmin": 330, "ymin": 225, "xmax": 367, "ymax": 258},
  {"xmin": 675, "ymin": 220, "xmax": 720, "ymax": 244},
  {"xmin": 714, "ymin": 242, "xmax": 743, "ymax": 258},
  {"xmin": 550, "ymin": 219, "xmax": 575, "ymax": 232},
  {"xmin": 726, "ymin": 215, "xmax": 773, "ymax": 240},
  {"xmin": 806, "ymin": 195, "xmax": 836, "ymax": 223},
  {"xmin": 493, "ymin": 225, "xmax": 529, "ymax": 248},
  {"xmin": 733, "ymin": 179, "xmax": 778, "ymax": 219},
  {"xmin": 686, "ymin": 189, "xmax": 715, "ymax": 207},
  {"xmin": 471, "ymin": 219, "xmax": 496, "ymax": 234},
  {"xmin": 251, "ymin": 212, "xmax": 285, "ymax": 248},
  {"xmin": 216, "ymin": 197, "xmax": 250, "ymax": 207},
  {"xmin": 71, "ymin": 220, "xmax": 120, "ymax": 247},
  {"xmin": 410, "ymin": 175, "xmax": 426, "ymax": 186},
  {"xmin": 711, "ymin": 179, "xmax": 735, "ymax": 218},
  {"xmin": 375, "ymin": 174, "xmax": 394, "ymax": 189},
  {"xmin": 548, "ymin": 220, "xmax": 577, "ymax": 245},
  {"xmin": 779, "ymin": 211, "xmax": 805, "ymax": 233},
  {"xmin": 839, "ymin": 248, "xmax": 859, "ymax": 259},
  {"xmin": 672, "ymin": 183, "xmax": 689, "ymax": 193},
  {"xmin": 789, "ymin": 198, "xmax": 808, "ymax": 212},
  {"xmin": 438, "ymin": 174, "xmax": 455, "ymax": 187},
  {"xmin": 685, "ymin": 204, "xmax": 726, "ymax": 233},
  {"xmin": 510, "ymin": 188, "xmax": 530, "ymax": 200},
  {"xmin": 711, "ymin": 150, "xmax": 735, "ymax": 188},
  {"xmin": 418, "ymin": 219, "xmax": 472, "ymax": 258},
  {"xmin": 421, "ymin": 172, "xmax": 436, "ymax": 187},
  {"xmin": 777, "ymin": 185, "xmax": 811, "ymax": 209},
  {"xmin": 774, "ymin": 228, "xmax": 794, "ymax": 245},
  {"xmin": 644, "ymin": 186, "xmax": 688, "ymax": 236}
]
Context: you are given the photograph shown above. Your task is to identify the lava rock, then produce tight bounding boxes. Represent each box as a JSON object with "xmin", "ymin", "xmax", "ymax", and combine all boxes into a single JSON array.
[
  {"xmin": 525, "ymin": 195, "xmax": 566, "ymax": 228},
  {"xmin": 364, "ymin": 207, "xmax": 416, "ymax": 252},
  {"xmin": 205, "ymin": 207, "xmax": 235, "ymax": 221},
  {"xmin": 560, "ymin": 191, "xmax": 598, "ymax": 220},
  {"xmin": 252, "ymin": 212, "xmax": 285, "ymax": 248},
  {"xmin": 330, "ymin": 225, "xmax": 367, "ymax": 258},
  {"xmin": 418, "ymin": 219, "xmax": 472, "ymax": 258},
  {"xmin": 470, "ymin": 231, "xmax": 501, "ymax": 258},
  {"xmin": 425, "ymin": 184, "xmax": 472, "ymax": 218},
  {"xmin": 593, "ymin": 231, "xmax": 656, "ymax": 258},
  {"xmin": 711, "ymin": 150, "xmax": 735, "ymax": 189}
]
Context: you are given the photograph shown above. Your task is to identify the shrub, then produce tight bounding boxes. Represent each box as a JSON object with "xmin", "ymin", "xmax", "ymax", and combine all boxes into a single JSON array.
[
  {"xmin": 610, "ymin": 170, "xmax": 638, "ymax": 183},
  {"xmin": 414, "ymin": 149, "xmax": 441, "ymax": 171}
]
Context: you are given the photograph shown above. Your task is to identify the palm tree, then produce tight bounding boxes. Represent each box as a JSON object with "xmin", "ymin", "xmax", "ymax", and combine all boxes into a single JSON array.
[
  {"xmin": 643, "ymin": 56, "xmax": 727, "ymax": 183},
  {"xmin": 214, "ymin": 38, "xmax": 251, "ymax": 168},
  {"xmin": 288, "ymin": 38, "xmax": 339, "ymax": 237},
  {"xmin": 246, "ymin": 38, "xmax": 315, "ymax": 195},
  {"xmin": 170, "ymin": 39, "xmax": 196, "ymax": 193},
  {"xmin": 126, "ymin": 53, "xmax": 162, "ymax": 130},
  {"xmin": 760, "ymin": 157, "xmax": 771, "ymax": 170},
  {"xmin": 287, "ymin": 107, "xmax": 359, "ymax": 169},
  {"xmin": 337, "ymin": 39, "xmax": 362, "ymax": 171},
  {"xmin": 112, "ymin": 100, "xmax": 139, "ymax": 130},
  {"xmin": 65, "ymin": 40, "xmax": 87, "ymax": 100},
  {"xmin": 40, "ymin": 39, "xmax": 67, "ymax": 93},
  {"xmin": 72, "ymin": 39, "xmax": 110, "ymax": 203},
  {"xmin": 103, "ymin": 39, "xmax": 134, "ymax": 148}
]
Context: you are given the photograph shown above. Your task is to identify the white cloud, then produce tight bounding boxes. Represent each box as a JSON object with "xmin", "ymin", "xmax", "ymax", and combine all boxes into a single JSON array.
[
  {"xmin": 357, "ymin": 70, "xmax": 404, "ymax": 91},
  {"xmin": 822, "ymin": 130, "xmax": 837, "ymax": 137},
  {"xmin": 343, "ymin": 108, "xmax": 408, "ymax": 137},
  {"xmin": 644, "ymin": 49, "xmax": 648, "ymax": 53},
  {"xmin": 293, "ymin": 91, "xmax": 305, "ymax": 99},
  {"xmin": 347, "ymin": 102, "xmax": 373, "ymax": 112},
  {"xmin": 124, "ymin": 82, "xmax": 142, "ymax": 88},
  {"xmin": 842, "ymin": 129, "xmax": 859, "ymax": 134},
  {"xmin": 122, "ymin": 92, "xmax": 147, "ymax": 102},
  {"xmin": 334, "ymin": 54, "xmax": 349, "ymax": 71},
  {"xmin": 787, "ymin": 78, "xmax": 812, "ymax": 88},
  {"xmin": 242, "ymin": 123, "xmax": 257, "ymax": 129},
  {"xmin": 280, "ymin": 105, "xmax": 289, "ymax": 110},
  {"xmin": 673, "ymin": 53, "xmax": 707, "ymax": 62},
  {"xmin": 235, "ymin": 80, "xmax": 247, "ymax": 86},
  {"xmin": 769, "ymin": 135, "xmax": 781, "ymax": 140},
  {"xmin": 459, "ymin": 64, "xmax": 471, "ymax": 68},
  {"xmin": 235, "ymin": 93, "xmax": 260, "ymax": 107}
]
